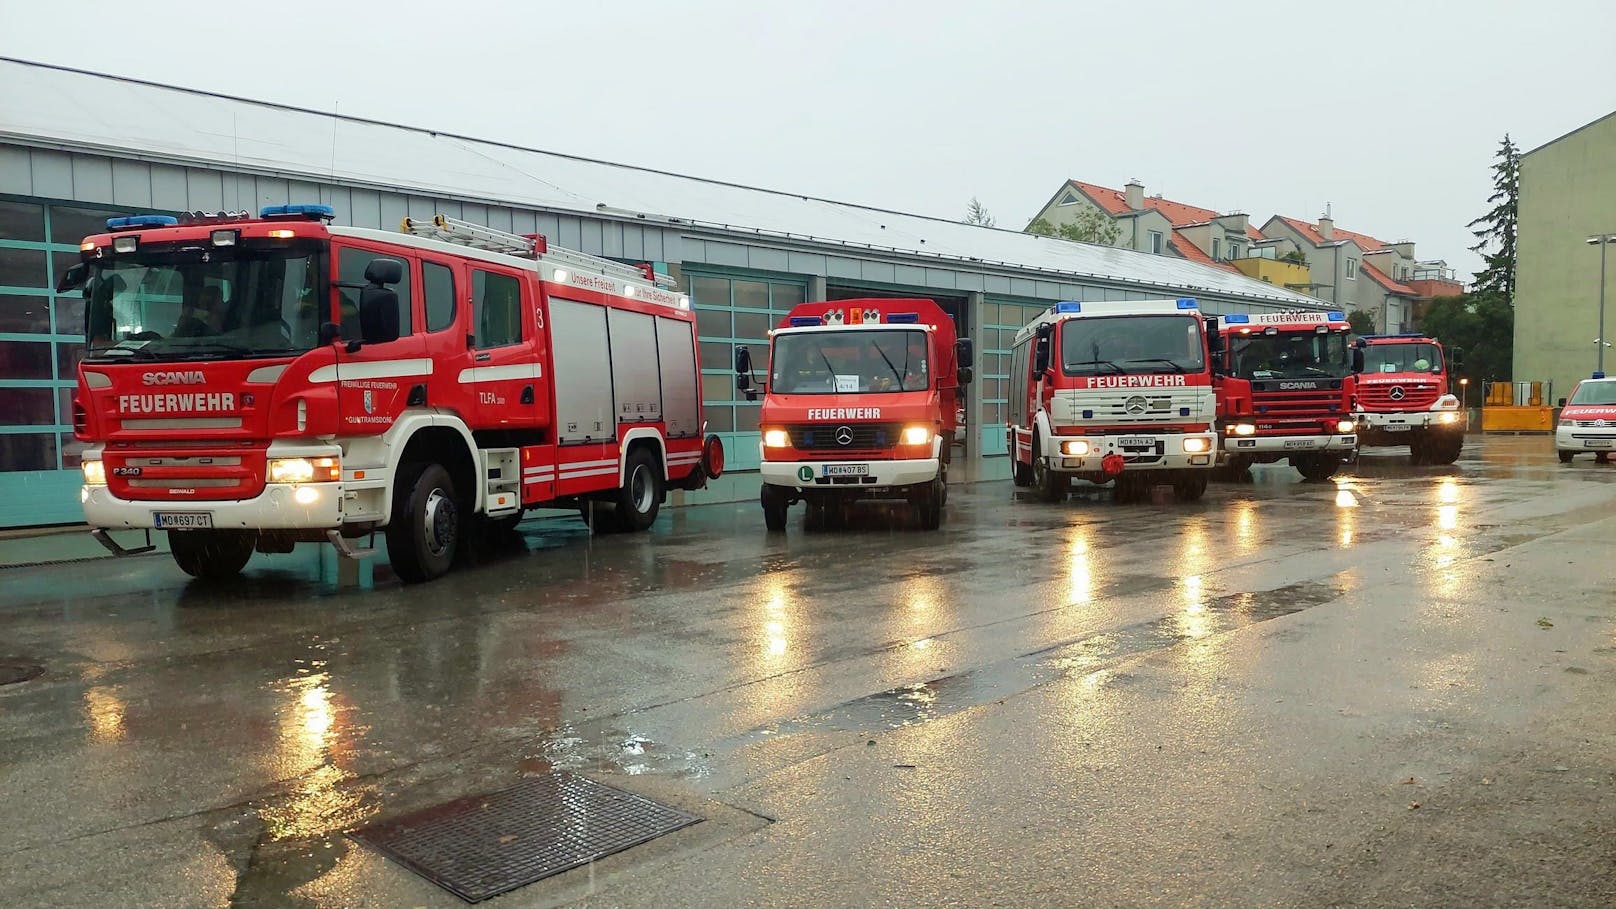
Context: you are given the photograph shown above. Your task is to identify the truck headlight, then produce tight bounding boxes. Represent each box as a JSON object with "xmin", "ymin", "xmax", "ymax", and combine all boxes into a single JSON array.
[
  {"xmin": 1336, "ymin": 419, "xmax": 1356, "ymax": 433},
  {"xmin": 1231, "ymin": 423, "xmax": 1256, "ymax": 436},
  {"xmin": 82, "ymin": 459, "xmax": 107, "ymax": 485},
  {"xmin": 762, "ymin": 429, "xmax": 790, "ymax": 448},
  {"xmin": 901, "ymin": 425, "xmax": 933, "ymax": 445},
  {"xmin": 1183, "ymin": 437, "xmax": 1211, "ymax": 453},
  {"xmin": 1060, "ymin": 439, "xmax": 1091, "ymax": 456},
  {"xmin": 269, "ymin": 456, "xmax": 340, "ymax": 484},
  {"xmin": 1437, "ymin": 412, "xmax": 1459, "ymax": 425}
]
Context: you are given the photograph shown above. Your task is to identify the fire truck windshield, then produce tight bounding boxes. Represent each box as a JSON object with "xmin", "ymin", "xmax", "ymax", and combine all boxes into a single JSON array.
[
  {"xmin": 1228, "ymin": 331, "xmax": 1353, "ymax": 380},
  {"xmin": 1060, "ymin": 315, "xmax": 1205, "ymax": 376},
  {"xmin": 771, "ymin": 329, "xmax": 930, "ymax": 394},
  {"xmin": 1569, "ymin": 381, "xmax": 1616, "ymax": 406},
  {"xmin": 1363, "ymin": 342, "xmax": 1443, "ymax": 375},
  {"xmin": 80, "ymin": 242, "xmax": 325, "ymax": 362}
]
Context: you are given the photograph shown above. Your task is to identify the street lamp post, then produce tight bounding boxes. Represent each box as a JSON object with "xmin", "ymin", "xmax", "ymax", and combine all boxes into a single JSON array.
[
  {"xmin": 1589, "ymin": 234, "xmax": 1616, "ymax": 375},
  {"xmin": 1459, "ymin": 377, "xmax": 1470, "ymax": 430}
]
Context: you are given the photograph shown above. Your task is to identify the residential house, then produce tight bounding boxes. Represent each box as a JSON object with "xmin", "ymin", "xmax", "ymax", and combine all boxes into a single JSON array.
[
  {"xmin": 1029, "ymin": 179, "xmax": 1261, "ymax": 270},
  {"xmin": 1258, "ymin": 214, "xmax": 1461, "ymax": 332}
]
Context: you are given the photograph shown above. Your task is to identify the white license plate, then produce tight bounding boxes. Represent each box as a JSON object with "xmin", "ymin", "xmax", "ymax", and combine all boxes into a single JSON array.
[
  {"xmin": 1385, "ymin": 424, "xmax": 1411, "ymax": 432},
  {"xmin": 1118, "ymin": 437, "xmax": 1154, "ymax": 448},
  {"xmin": 1283, "ymin": 439, "xmax": 1317, "ymax": 449},
  {"xmin": 822, "ymin": 463, "xmax": 869, "ymax": 477},
  {"xmin": 155, "ymin": 512, "xmax": 214, "ymax": 530},
  {"xmin": 1587, "ymin": 439, "xmax": 1612, "ymax": 448}
]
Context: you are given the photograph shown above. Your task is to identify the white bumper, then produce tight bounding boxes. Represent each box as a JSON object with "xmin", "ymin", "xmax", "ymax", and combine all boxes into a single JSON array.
[
  {"xmin": 1044, "ymin": 431, "xmax": 1217, "ymax": 473},
  {"xmin": 1359, "ymin": 411, "xmax": 1462, "ymax": 430},
  {"xmin": 81, "ymin": 482, "xmax": 344, "ymax": 530},
  {"xmin": 1556, "ymin": 424, "xmax": 1616, "ymax": 451},
  {"xmin": 760, "ymin": 458, "xmax": 940, "ymax": 489},
  {"xmin": 1225, "ymin": 433, "xmax": 1357, "ymax": 453}
]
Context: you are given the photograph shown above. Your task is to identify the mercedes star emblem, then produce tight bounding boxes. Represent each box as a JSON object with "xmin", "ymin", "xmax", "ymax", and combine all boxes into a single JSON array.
[
  {"xmin": 1388, "ymin": 386, "xmax": 1406, "ymax": 401},
  {"xmin": 835, "ymin": 425, "xmax": 855, "ymax": 446},
  {"xmin": 1124, "ymin": 395, "xmax": 1149, "ymax": 415}
]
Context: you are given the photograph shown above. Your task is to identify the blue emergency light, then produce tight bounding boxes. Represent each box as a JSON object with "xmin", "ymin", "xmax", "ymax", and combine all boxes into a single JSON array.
[
  {"xmin": 1055, "ymin": 302, "xmax": 1083, "ymax": 313},
  {"xmin": 260, "ymin": 203, "xmax": 336, "ymax": 221},
  {"xmin": 788, "ymin": 316, "xmax": 822, "ymax": 327},
  {"xmin": 106, "ymin": 214, "xmax": 178, "ymax": 230},
  {"xmin": 886, "ymin": 312, "xmax": 920, "ymax": 323},
  {"xmin": 1328, "ymin": 311, "xmax": 1347, "ymax": 321},
  {"xmin": 1176, "ymin": 298, "xmax": 1199, "ymax": 309},
  {"xmin": 1221, "ymin": 313, "xmax": 1251, "ymax": 324},
  {"xmin": 1595, "ymin": 371, "xmax": 1607, "ymax": 379}
]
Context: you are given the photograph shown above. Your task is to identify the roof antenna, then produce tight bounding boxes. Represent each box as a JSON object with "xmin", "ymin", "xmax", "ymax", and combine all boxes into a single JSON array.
[{"xmin": 329, "ymin": 101, "xmax": 340, "ymax": 181}]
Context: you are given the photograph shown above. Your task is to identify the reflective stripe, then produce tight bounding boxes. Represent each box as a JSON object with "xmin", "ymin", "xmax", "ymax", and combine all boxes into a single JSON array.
[
  {"xmin": 307, "ymin": 358, "xmax": 434, "ymax": 383},
  {"xmin": 560, "ymin": 466, "xmax": 620, "ymax": 480},
  {"xmin": 457, "ymin": 363, "xmax": 543, "ymax": 383},
  {"xmin": 562, "ymin": 458, "xmax": 618, "ymax": 469}
]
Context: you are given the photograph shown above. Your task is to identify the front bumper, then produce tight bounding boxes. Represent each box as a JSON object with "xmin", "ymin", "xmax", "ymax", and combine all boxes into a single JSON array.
[
  {"xmin": 1555, "ymin": 425, "xmax": 1616, "ymax": 451},
  {"xmin": 760, "ymin": 457, "xmax": 940, "ymax": 490},
  {"xmin": 1044, "ymin": 431, "xmax": 1217, "ymax": 473},
  {"xmin": 1224, "ymin": 433, "xmax": 1357, "ymax": 453},
  {"xmin": 1358, "ymin": 410, "xmax": 1462, "ymax": 431},
  {"xmin": 81, "ymin": 482, "xmax": 343, "ymax": 530}
]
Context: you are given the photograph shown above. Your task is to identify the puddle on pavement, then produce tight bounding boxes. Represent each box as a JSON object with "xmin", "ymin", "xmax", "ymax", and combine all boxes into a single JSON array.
[{"xmin": 537, "ymin": 726, "xmax": 713, "ymax": 780}]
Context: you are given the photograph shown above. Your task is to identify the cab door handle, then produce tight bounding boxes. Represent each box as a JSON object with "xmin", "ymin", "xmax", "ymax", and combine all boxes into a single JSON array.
[{"xmin": 475, "ymin": 353, "xmax": 492, "ymax": 362}]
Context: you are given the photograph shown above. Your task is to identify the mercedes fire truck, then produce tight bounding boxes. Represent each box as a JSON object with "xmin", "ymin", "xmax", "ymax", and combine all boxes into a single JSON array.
[
  {"xmin": 1008, "ymin": 298, "xmax": 1217, "ymax": 503},
  {"xmin": 1353, "ymin": 333, "xmax": 1464, "ymax": 465},
  {"xmin": 739, "ymin": 298, "xmax": 971, "ymax": 531},
  {"xmin": 1212, "ymin": 309, "xmax": 1363, "ymax": 481},
  {"xmin": 64, "ymin": 206, "xmax": 723, "ymax": 582}
]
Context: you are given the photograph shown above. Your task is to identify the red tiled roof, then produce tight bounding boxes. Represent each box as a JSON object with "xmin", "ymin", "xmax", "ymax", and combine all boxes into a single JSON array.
[
  {"xmin": 1169, "ymin": 229, "xmax": 1239, "ymax": 273},
  {"xmin": 1069, "ymin": 181, "xmax": 1264, "ymax": 240},
  {"xmin": 1360, "ymin": 261, "xmax": 1417, "ymax": 296},
  {"xmin": 1272, "ymin": 215, "xmax": 1385, "ymax": 251}
]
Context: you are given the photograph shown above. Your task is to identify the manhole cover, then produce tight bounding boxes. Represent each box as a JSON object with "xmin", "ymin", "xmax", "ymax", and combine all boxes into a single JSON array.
[
  {"xmin": 350, "ymin": 771, "xmax": 702, "ymax": 903},
  {"xmin": 0, "ymin": 661, "xmax": 43, "ymax": 686}
]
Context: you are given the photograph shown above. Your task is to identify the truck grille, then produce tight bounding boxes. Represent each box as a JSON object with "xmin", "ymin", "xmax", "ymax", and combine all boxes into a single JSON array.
[
  {"xmin": 1359, "ymin": 383, "xmax": 1440, "ymax": 410},
  {"xmin": 1251, "ymin": 389, "xmax": 1345, "ymax": 416},
  {"xmin": 1051, "ymin": 387, "xmax": 1214, "ymax": 425},
  {"xmin": 784, "ymin": 422, "xmax": 902, "ymax": 453},
  {"xmin": 104, "ymin": 449, "xmax": 266, "ymax": 501}
]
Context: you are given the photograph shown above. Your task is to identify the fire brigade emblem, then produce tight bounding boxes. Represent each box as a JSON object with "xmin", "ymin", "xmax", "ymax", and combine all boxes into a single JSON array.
[
  {"xmin": 835, "ymin": 426, "xmax": 854, "ymax": 446},
  {"xmin": 363, "ymin": 389, "xmax": 375, "ymax": 414},
  {"xmin": 1388, "ymin": 386, "xmax": 1406, "ymax": 401},
  {"xmin": 1124, "ymin": 395, "xmax": 1148, "ymax": 415}
]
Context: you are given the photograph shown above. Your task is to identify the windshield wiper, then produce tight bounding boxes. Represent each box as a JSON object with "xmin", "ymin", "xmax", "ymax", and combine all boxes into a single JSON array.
[
  {"xmin": 1121, "ymin": 357, "xmax": 1185, "ymax": 373},
  {"xmin": 1065, "ymin": 359, "xmax": 1125, "ymax": 374},
  {"xmin": 872, "ymin": 342, "xmax": 905, "ymax": 387}
]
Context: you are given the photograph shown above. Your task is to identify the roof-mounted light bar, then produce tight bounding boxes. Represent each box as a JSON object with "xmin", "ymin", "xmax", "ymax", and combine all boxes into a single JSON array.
[
  {"xmin": 261, "ymin": 203, "xmax": 337, "ymax": 222},
  {"xmin": 105, "ymin": 215, "xmax": 177, "ymax": 230}
]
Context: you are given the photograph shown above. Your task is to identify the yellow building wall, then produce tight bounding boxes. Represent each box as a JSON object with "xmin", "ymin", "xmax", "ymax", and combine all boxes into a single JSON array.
[{"xmin": 1232, "ymin": 258, "xmax": 1313, "ymax": 292}]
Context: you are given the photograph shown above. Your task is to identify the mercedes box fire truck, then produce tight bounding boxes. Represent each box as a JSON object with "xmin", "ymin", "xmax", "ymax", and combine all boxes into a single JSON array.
[
  {"xmin": 1008, "ymin": 298, "xmax": 1217, "ymax": 503},
  {"xmin": 1353, "ymin": 333, "xmax": 1464, "ymax": 465},
  {"xmin": 64, "ymin": 206, "xmax": 723, "ymax": 582},
  {"xmin": 1212, "ymin": 309, "xmax": 1362, "ymax": 481},
  {"xmin": 739, "ymin": 299, "xmax": 971, "ymax": 531}
]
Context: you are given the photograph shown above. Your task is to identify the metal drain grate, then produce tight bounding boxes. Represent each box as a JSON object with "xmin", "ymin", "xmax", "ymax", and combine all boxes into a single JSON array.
[{"xmin": 350, "ymin": 771, "xmax": 702, "ymax": 903}]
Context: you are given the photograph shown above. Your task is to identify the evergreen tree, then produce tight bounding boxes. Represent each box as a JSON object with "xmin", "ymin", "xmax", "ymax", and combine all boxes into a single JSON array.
[{"xmin": 1467, "ymin": 134, "xmax": 1520, "ymax": 304}]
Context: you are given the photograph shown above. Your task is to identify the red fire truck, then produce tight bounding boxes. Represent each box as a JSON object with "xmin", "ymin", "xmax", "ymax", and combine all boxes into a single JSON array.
[
  {"xmin": 1353, "ymin": 333, "xmax": 1465, "ymax": 464},
  {"xmin": 737, "ymin": 299, "xmax": 970, "ymax": 531},
  {"xmin": 62, "ymin": 206, "xmax": 723, "ymax": 582},
  {"xmin": 1212, "ymin": 309, "xmax": 1363, "ymax": 481},
  {"xmin": 1008, "ymin": 298, "xmax": 1217, "ymax": 503}
]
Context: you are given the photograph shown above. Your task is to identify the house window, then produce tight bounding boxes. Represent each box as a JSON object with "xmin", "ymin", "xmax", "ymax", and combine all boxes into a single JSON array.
[
  {"xmin": 1346, "ymin": 258, "xmax": 1358, "ymax": 280},
  {"xmin": 1212, "ymin": 238, "xmax": 1221, "ymax": 260},
  {"xmin": 1149, "ymin": 231, "xmax": 1163, "ymax": 254},
  {"xmin": 1060, "ymin": 192, "xmax": 1080, "ymax": 205},
  {"xmin": 1229, "ymin": 242, "xmax": 1242, "ymax": 260}
]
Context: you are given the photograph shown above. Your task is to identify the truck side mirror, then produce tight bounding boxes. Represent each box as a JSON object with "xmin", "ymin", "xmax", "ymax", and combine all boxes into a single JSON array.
[
  {"xmin": 57, "ymin": 262, "xmax": 89, "ymax": 293},
  {"xmin": 955, "ymin": 338, "xmax": 974, "ymax": 369},
  {"xmin": 957, "ymin": 366, "xmax": 974, "ymax": 385},
  {"xmin": 736, "ymin": 373, "xmax": 751, "ymax": 392},
  {"xmin": 1204, "ymin": 317, "xmax": 1224, "ymax": 353},
  {"xmin": 734, "ymin": 346, "xmax": 752, "ymax": 375},
  {"xmin": 1352, "ymin": 347, "xmax": 1365, "ymax": 373},
  {"xmin": 358, "ymin": 285, "xmax": 401, "ymax": 345},
  {"xmin": 1033, "ymin": 323, "xmax": 1052, "ymax": 374},
  {"xmin": 1558, "ymin": 397, "xmax": 1568, "ymax": 407}
]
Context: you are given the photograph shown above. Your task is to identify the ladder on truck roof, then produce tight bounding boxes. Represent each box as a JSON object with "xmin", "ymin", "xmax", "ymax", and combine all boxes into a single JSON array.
[{"xmin": 400, "ymin": 214, "xmax": 677, "ymax": 289}]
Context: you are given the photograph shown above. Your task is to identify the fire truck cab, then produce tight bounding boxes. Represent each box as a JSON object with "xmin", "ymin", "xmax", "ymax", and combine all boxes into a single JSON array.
[
  {"xmin": 1212, "ymin": 309, "xmax": 1363, "ymax": 481},
  {"xmin": 1353, "ymin": 333, "xmax": 1465, "ymax": 465},
  {"xmin": 64, "ymin": 205, "xmax": 723, "ymax": 583},
  {"xmin": 739, "ymin": 299, "xmax": 970, "ymax": 531},
  {"xmin": 1008, "ymin": 298, "xmax": 1217, "ymax": 503}
]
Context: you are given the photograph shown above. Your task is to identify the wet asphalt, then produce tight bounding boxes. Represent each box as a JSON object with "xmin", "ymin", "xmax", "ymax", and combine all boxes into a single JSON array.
[{"xmin": 3, "ymin": 435, "xmax": 1616, "ymax": 908}]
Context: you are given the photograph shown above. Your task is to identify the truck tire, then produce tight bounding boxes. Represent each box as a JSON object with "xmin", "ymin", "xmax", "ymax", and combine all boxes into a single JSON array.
[
  {"xmin": 761, "ymin": 483, "xmax": 789, "ymax": 532},
  {"xmin": 1427, "ymin": 435, "xmax": 1464, "ymax": 465},
  {"xmin": 1032, "ymin": 432, "xmax": 1065, "ymax": 502},
  {"xmin": 612, "ymin": 448, "xmax": 663, "ymax": 533},
  {"xmin": 1173, "ymin": 473, "xmax": 1208, "ymax": 502},
  {"xmin": 386, "ymin": 461, "xmax": 460, "ymax": 583},
  {"xmin": 168, "ymin": 529, "xmax": 255, "ymax": 581},
  {"xmin": 1294, "ymin": 454, "xmax": 1339, "ymax": 482},
  {"xmin": 1408, "ymin": 435, "xmax": 1429, "ymax": 466},
  {"xmin": 912, "ymin": 479, "xmax": 944, "ymax": 530},
  {"xmin": 1558, "ymin": 449, "xmax": 1575, "ymax": 464}
]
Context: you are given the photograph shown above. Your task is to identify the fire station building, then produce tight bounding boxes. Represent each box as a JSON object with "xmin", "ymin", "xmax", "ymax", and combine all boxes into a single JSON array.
[{"xmin": 0, "ymin": 57, "xmax": 1325, "ymax": 528}]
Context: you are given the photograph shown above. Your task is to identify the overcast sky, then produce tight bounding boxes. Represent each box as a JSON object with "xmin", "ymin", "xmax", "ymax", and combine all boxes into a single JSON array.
[{"xmin": 4, "ymin": 0, "xmax": 1613, "ymax": 280}]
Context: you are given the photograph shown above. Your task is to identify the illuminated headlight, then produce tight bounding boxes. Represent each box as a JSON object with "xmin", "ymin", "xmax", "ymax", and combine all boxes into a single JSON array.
[
  {"xmin": 82, "ymin": 459, "xmax": 107, "ymax": 485},
  {"xmin": 112, "ymin": 236, "xmax": 138, "ymax": 254},
  {"xmin": 268, "ymin": 456, "xmax": 340, "ymax": 484},
  {"xmin": 1437, "ymin": 412, "xmax": 1460, "ymax": 424},
  {"xmin": 1231, "ymin": 423, "xmax": 1257, "ymax": 436},
  {"xmin": 901, "ymin": 425, "xmax": 933, "ymax": 445},
  {"xmin": 762, "ymin": 429, "xmax": 790, "ymax": 448},
  {"xmin": 1336, "ymin": 419, "xmax": 1356, "ymax": 433},
  {"xmin": 1060, "ymin": 439, "xmax": 1091, "ymax": 456},
  {"xmin": 210, "ymin": 229, "xmax": 238, "ymax": 247},
  {"xmin": 1183, "ymin": 437, "xmax": 1211, "ymax": 453}
]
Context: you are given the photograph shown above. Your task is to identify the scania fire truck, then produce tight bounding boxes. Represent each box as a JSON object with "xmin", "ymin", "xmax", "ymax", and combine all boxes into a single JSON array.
[
  {"xmin": 1353, "ymin": 333, "xmax": 1464, "ymax": 465},
  {"xmin": 1212, "ymin": 309, "xmax": 1363, "ymax": 481},
  {"xmin": 739, "ymin": 299, "xmax": 971, "ymax": 531},
  {"xmin": 64, "ymin": 205, "xmax": 723, "ymax": 582},
  {"xmin": 1008, "ymin": 298, "xmax": 1217, "ymax": 503}
]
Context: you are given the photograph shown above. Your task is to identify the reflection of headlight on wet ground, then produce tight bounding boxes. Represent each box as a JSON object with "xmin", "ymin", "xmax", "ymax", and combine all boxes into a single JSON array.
[
  {"xmin": 1438, "ymin": 504, "xmax": 1458, "ymax": 531},
  {"xmin": 1335, "ymin": 489, "xmax": 1358, "ymax": 507}
]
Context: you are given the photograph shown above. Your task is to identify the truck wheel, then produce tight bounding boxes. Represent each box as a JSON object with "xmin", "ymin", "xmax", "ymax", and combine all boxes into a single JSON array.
[
  {"xmin": 168, "ymin": 530, "xmax": 255, "ymax": 581},
  {"xmin": 1558, "ymin": 449, "xmax": 1575, "ymax": 464},
  {"xmin": 1173, "ymin": 473, "xmax": 1208, "ymax": 502},
  {"xmin": 1408, "ymin": 435, "xmax": 1428, "ymax": 465},
  {"xmin": 386, "ymin": 461, "xmax": 460, "ymax": 583},
  {"xmin": 1032, "ymin": 432, "xmax": 1065, "ymax": 502},
  {"xmin": 912, "ymin": 479, "xmax": 944, "ymax": 530},
  {"xmin": 761, "ymin": 484, "xmax": 789, "ymax": 532},
  {"xmin": 1428, "ymin": 435, "xmax": 1464, "ymax": 465},
  {"xmin": 612, "ymin": 448, "xmax": 663, "ymax": 533},
  {"xmin": 1294, "ymin": 454, "xmax": 1339, "ymax": 482}
]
